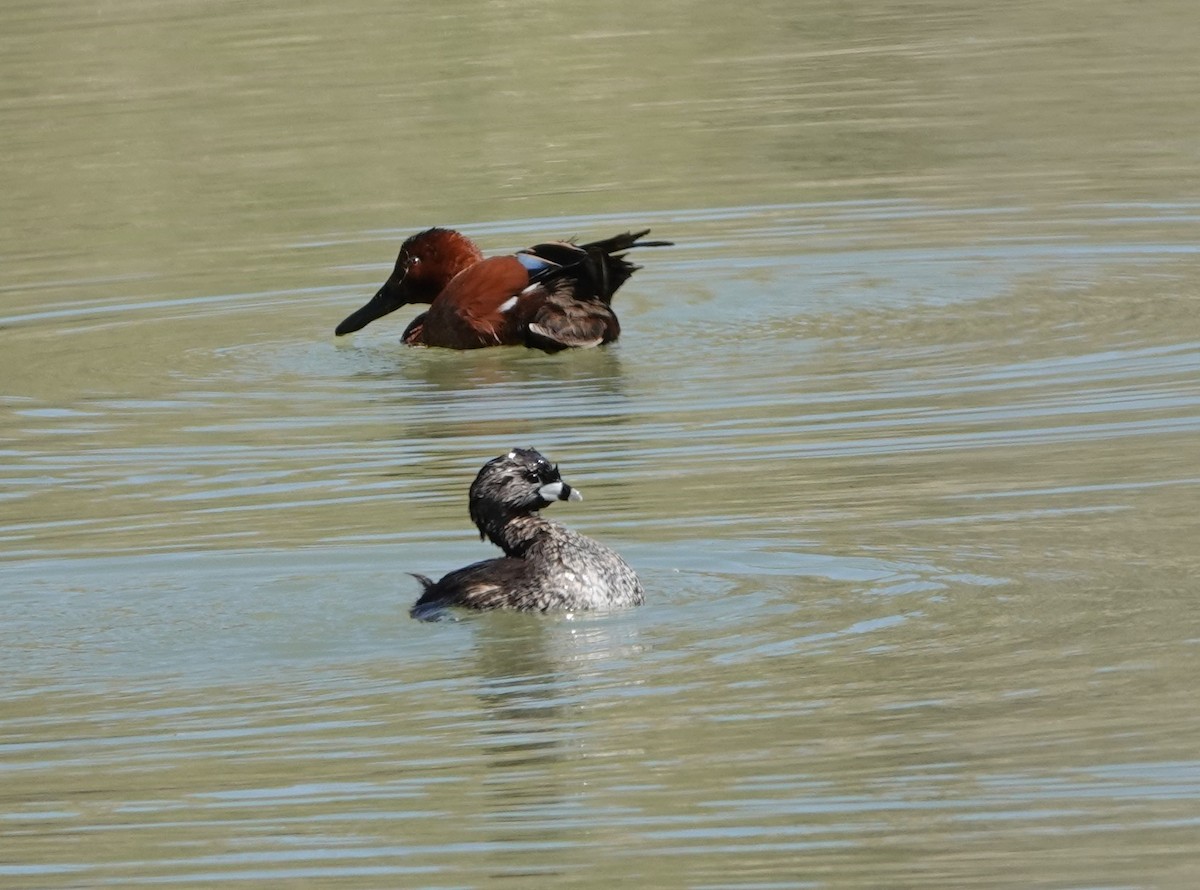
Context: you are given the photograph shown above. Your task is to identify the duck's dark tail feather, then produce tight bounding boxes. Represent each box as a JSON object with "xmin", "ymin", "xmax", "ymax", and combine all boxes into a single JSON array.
[
  {"xmin": 579, "ymin": 229, "xmax": 674, "ymax": 254},
  {"xmin": 523, "ymin": 229, "xmax": 672, "ymax": 303}
]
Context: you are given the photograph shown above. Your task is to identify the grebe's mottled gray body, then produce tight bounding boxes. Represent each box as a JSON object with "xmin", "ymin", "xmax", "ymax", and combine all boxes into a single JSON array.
[{"xmin": 411, "ymin": 448, "xmax": 643, "ymax": 620}]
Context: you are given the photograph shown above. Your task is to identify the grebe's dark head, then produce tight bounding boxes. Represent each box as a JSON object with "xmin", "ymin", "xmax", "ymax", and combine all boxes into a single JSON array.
[{"xmin": 468, "ymin": 448, "xmax": 582, "ymax": 538}]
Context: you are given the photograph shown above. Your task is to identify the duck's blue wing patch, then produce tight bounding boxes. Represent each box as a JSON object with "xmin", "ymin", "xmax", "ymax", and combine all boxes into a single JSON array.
[{"xmin": 515, "ymin": 251, "xmax": 561, "ymax": 282}]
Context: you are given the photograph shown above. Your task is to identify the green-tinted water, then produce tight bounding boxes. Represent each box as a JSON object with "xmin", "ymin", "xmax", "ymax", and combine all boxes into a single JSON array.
[{"xmin": 3, "ymin": 1, "xmax": 1199, "ymax": 886}]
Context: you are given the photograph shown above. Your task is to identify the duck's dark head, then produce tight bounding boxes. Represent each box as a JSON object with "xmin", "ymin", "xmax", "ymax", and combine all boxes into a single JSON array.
[
  {"xmin": 468, "ymin": 448, "xmax": 582, "ymax": 540},
  {"xmin": 335, "ymin": 228, "xmax": 483, "ymax": 335}
]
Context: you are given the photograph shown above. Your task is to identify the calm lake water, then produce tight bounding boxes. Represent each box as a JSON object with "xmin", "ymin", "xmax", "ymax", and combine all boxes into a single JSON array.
[{"xmin": 3, "ymin": 0, "xmax": 1200, "ymax": 887}]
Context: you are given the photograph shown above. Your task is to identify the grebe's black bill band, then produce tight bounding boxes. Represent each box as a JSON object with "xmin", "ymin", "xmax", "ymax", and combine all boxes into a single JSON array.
[{"xmin": 537, "ymin": 481, "xmax": 582, "ymax": 503}]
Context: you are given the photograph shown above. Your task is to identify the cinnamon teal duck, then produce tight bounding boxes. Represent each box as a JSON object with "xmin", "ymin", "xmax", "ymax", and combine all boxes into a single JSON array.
[{"xmin": 335, "ymin": 228, "xmax": 670, "ymax": 351}]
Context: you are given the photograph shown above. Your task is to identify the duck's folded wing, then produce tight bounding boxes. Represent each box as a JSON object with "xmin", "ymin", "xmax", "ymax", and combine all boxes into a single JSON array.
[
  {"xmin": 524, "ymin": 295, "xmax": 618, "ymax": 351},
  {"xmin": 400, "ymin": 311, "xmax": 428, "ymax": 345},
  {"xmin": 522, "ymin": 230, "xmax": 672, "ymax": 302}
]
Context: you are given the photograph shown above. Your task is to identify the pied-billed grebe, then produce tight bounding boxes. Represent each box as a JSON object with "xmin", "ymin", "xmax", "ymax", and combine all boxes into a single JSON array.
[
  {"xmin": 410, "ymin": 448, "xmax": 644, "ymax": 619},
  {"xmin": 334, "ymin": 228, "xmax": 671, "ymax": 351}
]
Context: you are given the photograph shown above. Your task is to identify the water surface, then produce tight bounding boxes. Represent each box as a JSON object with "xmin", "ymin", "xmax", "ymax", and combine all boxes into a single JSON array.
[{"xmin": 3, "ymin": 1, "xmax": 1200, "ymax": 887}]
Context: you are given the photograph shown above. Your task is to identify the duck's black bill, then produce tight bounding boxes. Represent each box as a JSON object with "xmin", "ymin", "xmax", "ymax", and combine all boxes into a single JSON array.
[{"xmin": 335, "ymin": 284, "xmax": 396, "ymax": 336}]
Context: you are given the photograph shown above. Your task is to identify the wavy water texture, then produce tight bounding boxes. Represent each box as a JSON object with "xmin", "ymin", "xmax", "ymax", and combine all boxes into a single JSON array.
[
  {"xmin": 4, "ymin": 199, "xmax": 1200, "ymax": 888},
  {"xmin": 3, "ymin": 0, "xmax": 1200, "ymax": 886}
]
